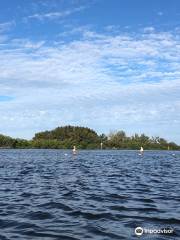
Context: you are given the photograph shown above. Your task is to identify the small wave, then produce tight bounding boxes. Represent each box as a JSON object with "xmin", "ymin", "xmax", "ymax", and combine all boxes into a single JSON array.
[
  {"xmin": 18, "ymin": 230, "xmax": 80, "ymax": 240},
  {"xmin": 25, "ymin": 211, "xmax": 54, "ymax": 220},
  {"xmin": 120, "ymin": 214, "xmax": 180, "ymax": 224},
  {"xmin": 86, "ymin": 225, "xmax": 125, "ymax": 239},
  {"xmin": 0, "ymin": 234, "xmax": 9, "ymax": 240},
  {"xmin": 0, "ymin": 219, "xmax": 18, "ymax": 228},
  {"xmin": 135, "ymin": 197, "xmax": 155, "ymax": 203},
  {"xmin": 109, "ymin": 205, "xmax": 128, "ymax": 211},
  {"xmin": 14, "ymin": 221, "xmax": 40, "ymax": 230},
  {"xmin": 147, "ymin": 217, "xmax": 180, "ymax": 224},
  {"xmin": 107, "ymin": 193, "xmax": 129, "ymax": 200},
  {"xmin": 19, "ymin": 169, "xmax": 31, "ymax": 175},
  {"xmin": 69, "ymin": 210, "xmax": 115, "ymax": 220},
  {"xmin": 38, "ymin": 201, "xmax": 73, "ymax": 211},
  {"xmin": 20, "ymin": 192, "xmax": 38, "ymax": 198}
]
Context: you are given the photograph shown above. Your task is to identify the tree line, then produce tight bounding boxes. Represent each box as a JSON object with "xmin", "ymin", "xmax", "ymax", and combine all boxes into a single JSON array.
[{"xmin": 0, "ymin": 125, "xmax": 179, "ymax": 150}]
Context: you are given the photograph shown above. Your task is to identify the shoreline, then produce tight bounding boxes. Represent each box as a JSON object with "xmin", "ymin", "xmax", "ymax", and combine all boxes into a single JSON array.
[{"xmin": 0, "ymin": 148, "xmax": 179, "ymax": 151}]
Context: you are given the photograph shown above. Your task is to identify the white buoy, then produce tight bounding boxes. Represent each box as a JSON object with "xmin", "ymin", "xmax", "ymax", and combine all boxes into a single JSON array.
[
  {"xmin": 72, "ymin": 146, "xmax": 77, "ymax": 155},
  {"xmin": 139, "ymin": 146, "xmax": 144, "ymax": 155}
]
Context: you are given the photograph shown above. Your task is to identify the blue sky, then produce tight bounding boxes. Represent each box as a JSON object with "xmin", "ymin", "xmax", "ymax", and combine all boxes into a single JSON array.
[{"xmin": 0, "ymin": 0, "xmax": 180, "ymax": 143}]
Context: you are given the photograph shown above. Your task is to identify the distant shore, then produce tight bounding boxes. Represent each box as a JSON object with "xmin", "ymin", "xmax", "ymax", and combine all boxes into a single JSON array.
[
  {"xmin": 0, "ymin": 148, "xmax": 179, "ymax": 151},
  {"xmin": 1, "ymin": 125, "xmax": 180, "ymax": 150}
]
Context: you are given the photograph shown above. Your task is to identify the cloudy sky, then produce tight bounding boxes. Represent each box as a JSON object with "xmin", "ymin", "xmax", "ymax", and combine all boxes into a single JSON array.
[{"xmin": 0, "ymin": 0, "xmax": 180, "ymax": 142}]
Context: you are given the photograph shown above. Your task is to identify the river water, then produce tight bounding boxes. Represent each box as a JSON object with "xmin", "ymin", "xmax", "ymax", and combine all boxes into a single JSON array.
[{"xmin": 0, "ymin": 150, "xmax": 179, "ymax": 240}]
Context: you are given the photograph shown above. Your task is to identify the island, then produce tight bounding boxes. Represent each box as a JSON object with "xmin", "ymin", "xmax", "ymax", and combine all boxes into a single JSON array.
[{"xmin": 0, "ymin": 125, "xmax": 179, "ymax": 150}]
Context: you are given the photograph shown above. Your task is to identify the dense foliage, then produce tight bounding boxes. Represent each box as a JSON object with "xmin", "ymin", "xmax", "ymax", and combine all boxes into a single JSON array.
[
  {"xmin": 0, "ymin": 134, "xmax": 30, "ymax": 148},
  {"xmin": 0, "ymin": 126, "xmax": 179, "ymax": 150},
  {"xmin": 33, "ymin": 126, "xmax": 100, "ymax": 149},
  {"xmin": 105, "ymin": 131, "xmax": 179, "ymax": 150}
]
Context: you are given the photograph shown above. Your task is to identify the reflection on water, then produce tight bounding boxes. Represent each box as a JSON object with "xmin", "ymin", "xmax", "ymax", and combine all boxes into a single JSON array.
[{"xmin": 0, "ymin": 150, "xmax": 179, "ymax": 239}]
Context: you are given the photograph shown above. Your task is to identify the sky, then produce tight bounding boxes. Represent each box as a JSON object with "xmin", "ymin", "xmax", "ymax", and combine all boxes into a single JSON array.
[{"xmin": 0, "ymin": 0, "xmax": 180, "ymax": 143}]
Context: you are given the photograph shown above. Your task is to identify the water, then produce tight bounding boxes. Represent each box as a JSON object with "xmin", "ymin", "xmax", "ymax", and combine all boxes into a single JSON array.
[{"xmin": 0, "ymin": 150, "xmax": 179, "ymax": 240}]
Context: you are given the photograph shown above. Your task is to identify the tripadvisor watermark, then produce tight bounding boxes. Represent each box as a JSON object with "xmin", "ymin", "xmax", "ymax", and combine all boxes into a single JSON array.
[{"xmin": 135, "ymin": 226, "xmax": 174, "ymax": 236}]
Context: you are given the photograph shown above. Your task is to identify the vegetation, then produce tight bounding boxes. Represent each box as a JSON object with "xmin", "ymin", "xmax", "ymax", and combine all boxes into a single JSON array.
[
  {"xmin": 105, "ymin": 131, "xmax": 179, "ymax": 150},
  {"xmin": 0, "ymin": 126, "xmax": 179, "ymax": 150},
  {"xmin": 32, "ymin": 126, "xmax": 100, "ymax": 149}
]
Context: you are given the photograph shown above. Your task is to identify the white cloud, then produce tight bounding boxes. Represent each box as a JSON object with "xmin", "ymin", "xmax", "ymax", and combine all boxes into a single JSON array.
[
  {"xmin": 143, "ymin": 27, "xmax": 155, "ymax": 33},
  {"xmin": 27, "ymin": 6, "xmax": 86, "ymax": 21},
  {"xmin": 0, "ymin": 21, "xmax": 15, "ymax": 33},
  {"xmin": 11, "ymin": 39, "xmax": 45, "ymax": 49},
  {"xmin": 0, "ymin": 28, "xmax": 180, "ymax": 142}
]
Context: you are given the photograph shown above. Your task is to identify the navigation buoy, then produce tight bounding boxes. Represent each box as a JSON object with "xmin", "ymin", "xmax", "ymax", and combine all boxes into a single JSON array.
[
  {"xmin": 72, "ymin": 146, "xmax": 77, "ymax": 155},
  {"xmin": 100, "ymin": 142, "xmax": 103, "ymax": 150},
  {"xmin": 139, "ymin": 146, "xmax": 144, "ymax": 155}
]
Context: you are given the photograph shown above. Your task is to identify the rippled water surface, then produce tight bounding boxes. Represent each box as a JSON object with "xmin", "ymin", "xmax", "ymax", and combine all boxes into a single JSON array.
[{"xmin": 0, "ymin": 150, "xmax": 179, "ymax": 240}]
